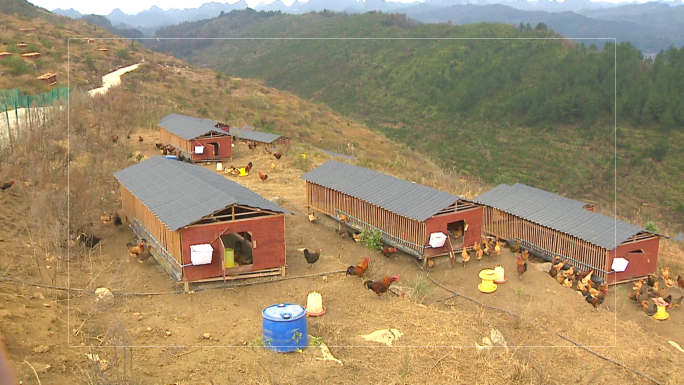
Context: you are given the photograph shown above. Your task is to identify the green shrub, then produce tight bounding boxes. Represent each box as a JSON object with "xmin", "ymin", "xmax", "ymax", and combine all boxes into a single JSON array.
[
  {"xmin": 3, "ymin": 56, "xmax": 32, "ymax": 75},
  {"xmin": 644, "ymin": 221, "xmax": 659, "ymax": 233},
  {"xmin": 360, "ymin": 228, "xmax": 383, "ymax": 252},
  {"xmin": 116, "ymin": 48, "xmax": 131, "ymax": 60}
]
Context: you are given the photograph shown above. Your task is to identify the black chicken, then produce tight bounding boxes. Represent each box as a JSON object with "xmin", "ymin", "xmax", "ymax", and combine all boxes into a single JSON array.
[
  {"xmin": 78, "ymin": 233, "xmax": 101, "ymax": 248},
  {"xmin": 303, "ymin": 248, "xmax": 321, "ymax": 267},
  {"xmin": 112, "ymin": 212, "xmax": 122, "ymax": 228}
]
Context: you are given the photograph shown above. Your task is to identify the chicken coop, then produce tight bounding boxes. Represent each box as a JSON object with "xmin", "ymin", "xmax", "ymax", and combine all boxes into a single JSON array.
[
  {"xmin": 226, "ymin": 126, "xmax": 290, "ymax": 150},
  {"xmin": 158, "ymin": 113, "xmax": 233, "ymax": 162},
  {"xmin": 114, "ymin": 156, "xmax": 292, "ymax": 290},
  {"xmin": 301, "ymin": 161, "xmax": 483, "ymax": 267},
  {"xmin": 474, "ymin": 183, "xmax": 663, "ymax": 285}
]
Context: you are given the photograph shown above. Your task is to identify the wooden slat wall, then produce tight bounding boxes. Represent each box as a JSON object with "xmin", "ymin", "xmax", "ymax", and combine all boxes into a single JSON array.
[
  {"xmin": 307, "ymin": 182, "xmax": 426, "ymax": 253},
  {"xmin": 482, "ymin": 206, "xmax": 608, "ymax": 280},
  {"xmin": 159, "ymin": 129, "xmax": 192, "ymax": 153},
  {"xmin": 121, "ymin": 185, "xmax": 182, "ymax": 263}
]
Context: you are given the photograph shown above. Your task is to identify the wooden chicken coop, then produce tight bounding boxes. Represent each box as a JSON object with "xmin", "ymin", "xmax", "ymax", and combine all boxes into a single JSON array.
[
  {"xmin": 226, "ymin": 126, "xmax": 291, "ymax": 150},
  {"xmin": 21, "ymin": 52, "xmax": 41, "ymax": 59},
  {"xmin": 301, "ymin": 161, "xmax": 484, "ymax": 267},
  {"xmin": 114, "ymin": 156, "xmax": 292, "ymax": 290},
  {"xmin": 474, "ymin": 183, "xmax": 663, "ymax": 285},
  {"xmin": 158, "ymin": 113, "xmax": 233, "ymax": 162},
  {"xmin": 36, "ymin": 72, "xmax": 57, "ymax": 85}
]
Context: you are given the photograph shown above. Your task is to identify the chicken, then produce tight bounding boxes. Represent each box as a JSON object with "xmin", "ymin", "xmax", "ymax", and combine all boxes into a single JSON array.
[
  {"xmin": 578, "ymin": 269, "xmax": 594, "ymax": 285},
  {"xmin": 562, "ymin": 265, "xmax": 575, "ymax": 279},
  {"xmin": 632, "ymin": 279, "xmax": 643, "ymax": 292},
  {"xmin": 248, "ymin": 142, "xmax": 257, "ymax": 150},
  {"xmin": 577, "ymin": 280, "xmax": 588, "ymax": 295},
  {"xmin": 258, "ymin": 171, "xmax": 268, "ymax": 181},
  {"xmin": 641, "ymin": 300, "xmax": 657, "ymax": 316},
  {"xmin": 303, "ymin": 248, "xmax": 321, "ymax": 267},
  {"xmin": 78, "ymin": 232, "xmax": 100, "ymax": 248},
  {"xmin": 364, "ymin": 275, "xmax": 399, "ymax": 297},
  {"xmin": 137, "ymin": 243, "xmax": 152, "ymax": 262},
  {"xmin": 562, "ymin": 277, "xmax": 574, "ymax": 288},
  {"xmin": 273, "ymin": 151, "xmax": 282, "ymax": 160},
  {"xmin": 100, "ymin": 212, "xmax": 111, "ymax": 224},
  {"xmin": 308, "ymin": 213, "xmax": 316, "ymax": 222},
  {"xmin": 138, "ymin": 136, "xmax": 144, "ymax": 143},
  {"xmin": 494, "ymin": 242, "xmax": 501, "ymax": 259},
  {"xmin": 475, "ymin": 246, "xmax": 483, "ymax": 262},
  {"xmin": 646, "ymin": 274, "xmax": 656, "ymax": 287},
  {"xmin": 155, "ymin": 143, "xmax": 162, "ymax": 149},
  {"xmin": 352, "ymin": 233, "xmax": 361, "ymax": 243},
  {"xmin": 271, "ymin": 162, "xmax": 276, "ymax": 170},
  {"xmin": 520, "ymin": 249, "xmax": 529, "ymax": 262},
  {"xmin": 381, "ymin": 246, "xmax": 397, "ymax": 258},
  {"xmin": 335, "ymin": 229, "xmax": 348, "ymax": 239},
  {"xmin": 483, "ymin": 243, "xmax": 490, "ymax": 259},
  {"xmin": 245, "ymin": 162, "xmax": 253, "ymax": 173},
  {"xmin": 0, "ymin": 181, "xmax": 14, "ymax": 191},
  {"xmin": 628, "ymin": 290, "xmax": 640, "ymax": 302},
  {"xmin": 666, "ymin": 295, "xmax": 684, "ymax": 309},
  {"xmin": 112, "ymin": 212, "xmax": 122, "ymax": 228},
  {"xmin": 556, "ymin": 271, "xmax": 566, "ymax": 285},
  {"xmin": 665, "ymin": 278, "xmax": 675, "ymax": 288},
  {"xmin": 346, "ymin": 257, "xmax": 370, "ymax": 277},
  {"xmin": 516, "ymin": 255, "xmax": 527, "ymax": 279},
  {"xmin": 127, "ymin": 240, "xmax": 145, "ymax": 258},
  {"xmin": 648, "ymin": 286, "xmax": 665, "ymax": 299},
  {"xmin": 111, "ymin": 135, "xmax": 118, "ymax": 143},
  {"xmin": 585, "ymin": 290, "xmax": 606, "ymax": 311},
  {"xmin": 461, "ymin": 247, "xmax": 470, "ymax": 268},
  {"xmin": 472, "ymin": 242, "xmax": 481, "ymax": 253},
  {"xmin": 661, "ymin": 267, "xmax": 670, "ymax": 281},
  {"xmin": 678, "ymin": 275, "xmax": 684, "ymax": 289},
  {"xmin": 549, "ymin": 257, "xmax": 563, "ymax": 278},
  {"xmin": 509, "ymin": 240, "xmax": 521, "ymax": 254}
]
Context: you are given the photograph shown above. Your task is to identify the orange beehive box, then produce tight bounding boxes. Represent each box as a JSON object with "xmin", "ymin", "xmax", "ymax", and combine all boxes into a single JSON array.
[
  {"xmin": 0, "ymin": 52, "xmax": 12, "ymax": 59},
  {"xmin": 36, "ymin": 72, "xmax": 57, "ymax": 85},
  {"xmin": 21, "ymin": 52, "xmax": 41, "ymax": 59},
  {"xmin": 96, "ymin": 48, "xmax": 109, "ymax": 52}
]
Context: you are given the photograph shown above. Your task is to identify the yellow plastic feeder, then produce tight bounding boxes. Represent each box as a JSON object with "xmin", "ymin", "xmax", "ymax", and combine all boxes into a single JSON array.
[
  {"xmin": 652, "ymin": 298, "xmax": 670, "ymax": 321},
  {"xmin": 493, "ymin": 265, "xmax": 507, "ymax": 284},
  {"xmin": 478, "ymin": 269, "xmax": 498, "ymax": 293},
  {"xmin": 305, "ymin": 291, "xmax": 326, "ymax": 317},
  {"xmin": 238, "ymin": 167, "xmax": 249, "ymax": 177}
]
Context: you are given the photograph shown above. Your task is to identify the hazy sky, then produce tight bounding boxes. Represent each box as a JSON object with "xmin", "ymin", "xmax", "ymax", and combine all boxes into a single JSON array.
[{"xmin": 32, "ymin": 0, "xmax": 657, "ymax": 16}]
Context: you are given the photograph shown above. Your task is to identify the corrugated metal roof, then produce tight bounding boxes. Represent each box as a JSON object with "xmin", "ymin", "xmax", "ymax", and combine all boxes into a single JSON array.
[
  {"xmin": 114, "ymin": 156, "xmax": 292, "ymax": 231},
  {"xmin": 300, "ymin": 161, "xmax": 462, "ymax": 222},
  {"xmin": 230, "ymin": 128, "xmax": 283, "ymax": 144},
  {"xmin": 157, "ymin": 114, "xmax": 227, "ymax": 140},
  {"xmin": 473, "ymin": 183, "xmax": 647, "ymax": 250}
]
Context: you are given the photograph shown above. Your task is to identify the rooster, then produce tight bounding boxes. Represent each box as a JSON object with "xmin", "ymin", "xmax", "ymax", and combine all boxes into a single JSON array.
[
  {"xmin": 364, "ymin": 275, "xmax": 399, "ymax": 298},
  {"xmin": 273, "ymin": 151, "xmax": 282, "ymax": 160},
  {"xmin": 461, "ymin": 247, "xmax": 470, "ymax": 268},
  {"xmin": 258, "ymin": 171, "xmax": 268, "ymax": 181},
  {"xmin": 0, "ymin": 181, "xmax": 14, "ymax": 191},
  {"xmin": 302, "ymin": 248, "xmax": 321, "ymax": 267},
  {"xmin": 661, "ymin": 267, "xmax": 670, "ymax": 281},
  {"xmin": 516, "ymin": 255, "xmax": 527, "ymax": 280},
  {"xmin": 245, "ymin": 162, "xmax": 253, "ymax": 173},
  {"xmin": 346, "ymin": 257, "xmax": 369, "ymax": 277},
  {"xmin": 520, "ymin": 249, "xmax": 529, "ymax": 262},
  {"xmin": 381, "ymin": 246, "xmax": 397, "ymax": 258}
]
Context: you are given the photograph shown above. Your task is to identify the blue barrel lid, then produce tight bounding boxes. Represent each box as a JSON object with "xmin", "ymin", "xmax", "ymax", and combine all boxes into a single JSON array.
[{"xmin": 263, "ymin": 303, "xmax": 306, "ymax": 321}]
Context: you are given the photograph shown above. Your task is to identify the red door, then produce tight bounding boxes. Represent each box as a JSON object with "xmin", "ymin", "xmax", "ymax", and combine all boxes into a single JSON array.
[{"xmin": 620, "ymin": 250, "xmax": 651, "ymax": 280}]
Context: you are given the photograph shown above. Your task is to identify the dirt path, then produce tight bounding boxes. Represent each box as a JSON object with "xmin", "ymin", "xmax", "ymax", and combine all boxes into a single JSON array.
[{"xmin": 87, "ymin": 63, "xmax": 140, "ymax": 97}]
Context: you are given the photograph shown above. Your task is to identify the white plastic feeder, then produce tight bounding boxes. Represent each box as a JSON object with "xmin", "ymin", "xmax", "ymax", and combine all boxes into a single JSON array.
[
  {"xmin": 429, "ymin": 232, "xmax": 447, "ymax": 248},
  {"xmin": 190, "ymin": 244, "xmax": 213, "ymax": 265},
  {"xmin": 216, "ymin": 162, "xmax": 223, "ymax": 171}
]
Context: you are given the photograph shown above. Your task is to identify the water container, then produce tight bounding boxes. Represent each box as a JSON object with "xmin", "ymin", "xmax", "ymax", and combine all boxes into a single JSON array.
[
  {"xmin": 224, "ymin": 247, "xmax": 235, "ymax": 268},
  {"xmin": 262, "ymin": 303, "xmax": 308, "ymax": 353},
  {"xmin": 165, "ymin": 155, "xmax": 178, "ymax": 160}
]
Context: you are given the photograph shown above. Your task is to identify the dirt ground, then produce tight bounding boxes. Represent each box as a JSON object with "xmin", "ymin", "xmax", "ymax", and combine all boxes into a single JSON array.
[{"xmin": 1, "ymin": 138, "xmax": 684, "ymax": 385}]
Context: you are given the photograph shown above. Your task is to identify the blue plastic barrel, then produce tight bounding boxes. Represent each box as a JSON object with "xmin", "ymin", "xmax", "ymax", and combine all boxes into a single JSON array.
[
  {"xmin": 165, "ymin": 155, "xmax": 178, "ymax": 160},
  {"xmin": 262, "ymin": 303, "xmax": 308, "ymax": 352}
]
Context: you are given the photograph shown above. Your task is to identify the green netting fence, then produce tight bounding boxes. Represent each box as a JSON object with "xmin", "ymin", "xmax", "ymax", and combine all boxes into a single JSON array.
[{"xmin": 1, "ymin": 87, "xmax": 70, "ymax": 110}]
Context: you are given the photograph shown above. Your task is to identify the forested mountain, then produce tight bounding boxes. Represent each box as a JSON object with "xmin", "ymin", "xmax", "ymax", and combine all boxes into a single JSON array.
[{"xmin": 146, "ymin": 10, "xmax": 684, "ymax": 227}]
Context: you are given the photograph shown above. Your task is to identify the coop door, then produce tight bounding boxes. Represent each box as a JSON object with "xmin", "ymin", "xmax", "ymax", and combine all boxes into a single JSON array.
[
  {"xmin": 623, "ymin": 250, "xmax": 651, "ymax": 277},
  {"xmin": 208, "ymin": 142, "xmax": 219, "ymax": 156}
]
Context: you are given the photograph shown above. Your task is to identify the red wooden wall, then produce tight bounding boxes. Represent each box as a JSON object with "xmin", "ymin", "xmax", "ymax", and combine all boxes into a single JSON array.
[
  {"xmin": 424, "ymin": 206, "xmax": 483, "ymax": 249},
  {"xmin": 607, "ymin": 237, "xmax": 660, "ymax": 284},
  {"xmin": 179, "ymin": 215, "xmax": 285, "ymax": 281},
  {"xmin": 191, "ymin": 136, "xmax": 232, "ymax": 162}
]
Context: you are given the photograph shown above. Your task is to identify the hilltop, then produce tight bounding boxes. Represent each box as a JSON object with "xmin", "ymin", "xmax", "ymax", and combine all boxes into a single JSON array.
[{"xmin": 147, "ymin": 10, "xmax": 684, "ymax": 232}]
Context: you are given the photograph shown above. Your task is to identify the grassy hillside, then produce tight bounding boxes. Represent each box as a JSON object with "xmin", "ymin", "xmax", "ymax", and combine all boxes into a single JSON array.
[{"xmin": 148, "ymin": 10, "xmax": 684, "ymax": 231}]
